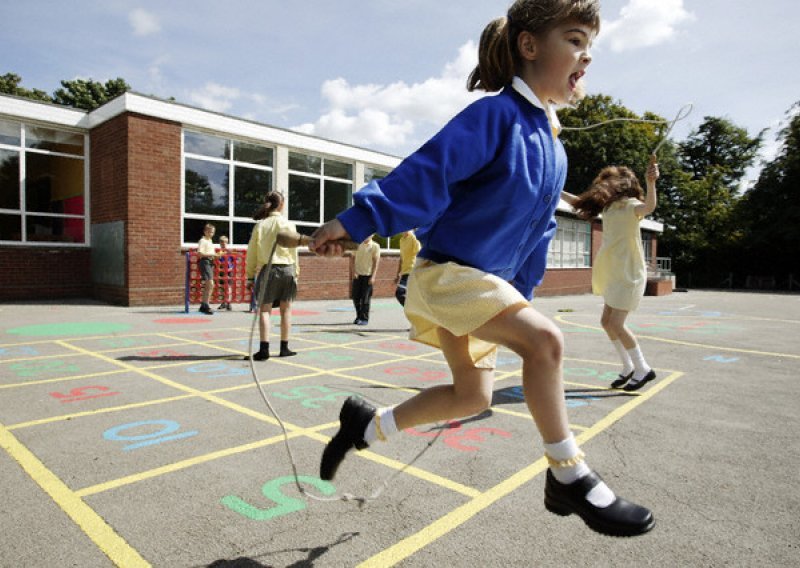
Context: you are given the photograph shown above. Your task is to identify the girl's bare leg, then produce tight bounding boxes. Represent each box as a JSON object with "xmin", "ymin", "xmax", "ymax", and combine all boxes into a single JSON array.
[
  {"xmin": 393, "ymin": 327, "xmax": 494, "ymax": 430},
  {"xmin": 279, "ymin": 301, "xmax": 292, "ymax": 341},
  {"xmin": 258, "ymin": 303, "xmax": 270, "ymax": 342},
  {"xmin": 471, "ymin": 305, "xmax": 570, "ymax": 444},
  {"xmin": 600, "ymin": 305, "xmax": 635, "ymax": 349}
]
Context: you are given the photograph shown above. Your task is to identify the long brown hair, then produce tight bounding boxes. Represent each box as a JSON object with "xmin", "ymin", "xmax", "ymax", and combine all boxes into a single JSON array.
[
  {"xmin": 570, "ymin": 166, "xmax": 645, "ymax": 220},
  {"xmin": 467, "ymin": 0, "xmax": 601, "ymax": 92},
  {"xmin": 252, "ymin": 191, "xmax": 284, "ymax": 221}
]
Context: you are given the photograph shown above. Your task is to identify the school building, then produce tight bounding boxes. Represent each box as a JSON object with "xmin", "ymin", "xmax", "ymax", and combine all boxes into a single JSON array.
[{"xmin": 0, "ymin": 91, "xmax": 671, "ymax": 306}]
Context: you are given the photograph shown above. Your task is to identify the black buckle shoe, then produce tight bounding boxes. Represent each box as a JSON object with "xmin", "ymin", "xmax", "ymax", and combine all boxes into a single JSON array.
[
  {"xmin": 545, "ymin": 469, "xmax": 654, "ymax": 537},
  {"xmin": 623, "ymin": 369, "xmax": 656, "ymax": 392},
  {"xmin": 320, "ymin": 396, "xmax": 375, "ymax": 481},
  {"xmin": 610, "ymin": 371, "xmax": 633, "ymax": 389}
]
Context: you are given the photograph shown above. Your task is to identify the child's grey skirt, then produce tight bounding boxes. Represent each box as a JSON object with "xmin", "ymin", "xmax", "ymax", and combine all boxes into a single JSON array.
[{"xmin": 254, "ymin": 264, "xmax": 297, "ymax": 306}]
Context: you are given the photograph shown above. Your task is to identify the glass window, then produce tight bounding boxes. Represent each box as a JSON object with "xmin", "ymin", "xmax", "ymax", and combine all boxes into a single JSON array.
[
  {"xmin": 234, "ymin": 141, "xmax": 272, "ymax": 167},
  {"xmin": 325, "ymin": 159, "xmax": 352, "ymax": 180},
  {"xmin": 0, "ymin": 213, "xmax": 21, "ymax": 241},
  {"xmin": 0, "ymin": 123, "xmax": 87, "ymax": 245},
  {"xmin": 25, "ymin": 153, "xmax": 85, "ymax": 214},
  {"xmin": 289, "ymin": 152, "xmax": 321, "ymax": 174},
  {"xmin": 182, "ymin": 131, "xmax": 274, "ymax": 246},
  {"xmin": 234, "ymin": 166, "xmax": 271, "ymax": 218},
  {"xmin": 548, "ymin": 217, "xmax": 591, "ymax": 268},
  {"xmin": 287, "ymin": 152, "xmax": 353, "ymax": 232},
  {"xmin": 184, "ymin": 131, "xmax": 229, "ymax": 159},
  {"xmin": 184, "ymin": 157, "xmax": 229, "ymax": 216},
  {"xmin": 0, "ymin": 119, "xmax": 21, "ymax": 146},
  {"xmin": 0, "ymin": 149, "xmax": 20, "ymax": 209},
  {"xmin": 26, "ymin": 126, "xmax": 84, "ymax": 156},
  {"xmin": 324, "ymin": 180, "xmax": 351, "ymax": 222},
  {"xmin": 288, "ymin": 174, "xmax": 321, "ymax": 223},
  {"xmin": 364, "ymin": 166, "xmax": 390, "ymax": 183}
]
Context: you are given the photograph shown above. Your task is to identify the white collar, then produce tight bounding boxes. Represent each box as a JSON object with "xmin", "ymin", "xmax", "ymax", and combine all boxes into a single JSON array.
[{"xmin": 511, "ymin": 76, "xmax": 562, "ymax": 136}]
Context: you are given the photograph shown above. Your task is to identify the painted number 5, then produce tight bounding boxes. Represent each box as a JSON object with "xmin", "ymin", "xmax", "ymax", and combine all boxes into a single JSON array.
[{"xmin": 222, "ymin": 476, "xmax": 335, "ymax": 521}]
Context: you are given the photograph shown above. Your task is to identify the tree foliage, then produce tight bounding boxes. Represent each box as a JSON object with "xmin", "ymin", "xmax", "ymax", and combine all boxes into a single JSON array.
[
  {"xmin": 0, "ymin": 72, "xmax": 130, "ymax": 110},
  {"xmin": 735, "ymin": 102, "xmax": 800, "ymax": 276}
]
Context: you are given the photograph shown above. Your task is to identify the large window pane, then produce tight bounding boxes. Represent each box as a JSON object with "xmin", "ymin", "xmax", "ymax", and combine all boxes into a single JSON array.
[
  {"xmin": 185, "ymin": 158, "xmax": 229, "ymax": 215},
  {"xmin": 289, "ymin": 152, "xmax": 321, "ymax": 174},
  {"xmin": 234, "ymin": 166, "xmax": 271, "ymax": 218},
  {"xmin": 324, "ymin": 159, "xmax": 352, "ymax": 180},
  {"xmin": 0, "ymin": 213, "xmax": 21, "ymax": 241},
  {"xmin": 288, "ymin": 174, "xmax": 320, "ymax": 223},
  {"xmin": 364, "ymin": 166, "xmax": 390, "ymax": 183},
  {"xmin": 0, "ymin": 119, "xmax": 21, "ymax": 146},
  {"xmin": 234, "ymin": 141, "xmax": 273, "ymax": 167},
  {"xmin": 0, "ymin": 150, "xmax": 20, "ymax": 209},
  {"xmin": 26, "ymin": 126, "xmax": 83, "ymax": 156},
  {"xmin": 26, "ymin": 214, "xmax": 83, "ymax": 243},
  {"xmin": 233, "ymin": 221, "xmax": 256, "ymax": 246},
  {"xmin": 184, "ymin": 218, "xmax": 212, "ymax": 245},
  {"xmin": 324, "ymin": 180, "xmax": 351, "ymax": 221},
  {"xmin": 184, "ymin": 131, "xmax": 230, "ymax": 159},
  {"xmin": 25, "ymin": 153, "xmax": 85, "ymax": 214}
]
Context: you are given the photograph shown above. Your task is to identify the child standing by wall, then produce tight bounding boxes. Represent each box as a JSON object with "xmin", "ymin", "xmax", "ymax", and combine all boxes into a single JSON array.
[
  {"xmin": 246, "ymin": 191, "xmax": 300, "ymax": 360},
  {"xmin": 351, "ymin": 235, "xmax": 380, "ymax": 325},
  {"xmin": 197, "ymin": 223, "xmax": 217, "ymax": 315},
  {"xmin": 562, "ymin": 155, "xmax": 660, "ymax": 391},
  {"xmin": 311, "ymin": 0, "xmax": 654, "ymax": 537},
  {"xmin": 395, "ymin": 229, "xmax": 421, "ymax": 306}
]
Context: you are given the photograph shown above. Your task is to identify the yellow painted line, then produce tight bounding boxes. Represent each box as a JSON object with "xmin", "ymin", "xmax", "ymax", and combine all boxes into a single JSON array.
[
  {"xmin": 0, "ymin": 368, "xmax": 129, "ymax": 390},
  {"xmin": 555, "ymin": 315, "xmax": 800, "ymax": 359},
  {"xmin": 76, "ymin": 427, "xmax": 325, "ymax": 497},
  {"xmin": 359, "ymin": 370, "xmax": 683, "ymax": 567},
  {"xmin": 0, "ymin": 422, "xmax": 150, "ymax": 567},
  {"xmin": 7, "ymin": 394, "xmax": 195, "ymax": 430}
]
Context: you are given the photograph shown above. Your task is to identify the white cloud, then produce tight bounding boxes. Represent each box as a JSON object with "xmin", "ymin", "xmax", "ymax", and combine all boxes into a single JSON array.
[
  {"xmin": 599, "ymin": 0, "xmax": 694, "ymax": 52},
  {"xmin": 129, "ymin": 8, "xmax": 161, "ymax": 37},
  {"xmin": 292, "ymin": 41, "xmax": 486, "ymax": 154},
  {"xmin": 188, "ymin": 82, "xmax": 241, "ymax": 113}
]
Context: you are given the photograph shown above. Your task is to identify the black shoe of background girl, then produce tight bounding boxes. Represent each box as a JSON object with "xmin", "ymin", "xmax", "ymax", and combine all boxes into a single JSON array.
[
  {"xmin": 320, "ymin": 396, "xmax": 376, "ymax": 481},
  {"xmin": 544, "ymin": 469, "xmax": 655, "ymax": 537},
  {"xmin": 611, "ymin": 371, "xmax": 633, "ymax": 389},
  {"xmin": 199, "ymin": 304, "xmax": 214, "ymax": 315},
  {"xmin": 623, "ymin": 369, "xmax": 656, "ymax": 392}
]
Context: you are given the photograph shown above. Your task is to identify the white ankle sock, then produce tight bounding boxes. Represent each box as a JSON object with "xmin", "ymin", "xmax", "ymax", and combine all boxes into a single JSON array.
[
  {"xmin": 627, "ymin": 344, "xmax": 650, "ymax": 378},
  {"xmin": 364, "ymin": 407, "xmax": 398, "ymax": 444},
  {"xmin": 544, "ymin": 435, "xmax": 615, "ymax": 508},
  {"xmin": 613, "ymin": 340, "xmax": 634, "ymax": 375}
]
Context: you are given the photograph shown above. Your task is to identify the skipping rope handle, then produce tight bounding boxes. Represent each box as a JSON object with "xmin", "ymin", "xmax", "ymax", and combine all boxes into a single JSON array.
[{"xmin": 276, "ymin": 230, "xmax": 360, "ymax": 251}]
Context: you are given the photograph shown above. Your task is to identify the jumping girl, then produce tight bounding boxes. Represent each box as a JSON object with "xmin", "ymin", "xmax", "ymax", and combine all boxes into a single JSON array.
[
  {"xmin": 562, "ymin": 155, "xmax": 660, "ymax": 391},
  {"xmin": 246, "ymin": 191, "xmax": 300, "ymax": 360},
  {"xmin": 310, "ymin": 0, "xmax": 654, "ymax": 537}
]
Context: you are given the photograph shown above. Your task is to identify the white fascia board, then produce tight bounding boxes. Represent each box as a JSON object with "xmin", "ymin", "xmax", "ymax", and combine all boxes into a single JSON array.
[
  {"xmin": 0, "ymin": 94, "xmax": 88, "ymax": 129},
  {"xmin": 557, "ymin": 197, "xmax": 664, "ymax": 233},
  {"xmin": 88, "ymin": 93, "xmax": 402, "ymax": 169}
]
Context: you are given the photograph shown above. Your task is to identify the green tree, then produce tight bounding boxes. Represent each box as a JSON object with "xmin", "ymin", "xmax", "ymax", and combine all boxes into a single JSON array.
[
  {"xmin": 736, "ymin": 102, "xmax": 800, "ymax": 278},
  {"xmin": 51, "ymin": 77, "xmax": 130, "ymax": 111},
  {"xmin": 0, "ymin": 73, "xmax": 50, "ymax": 103}
]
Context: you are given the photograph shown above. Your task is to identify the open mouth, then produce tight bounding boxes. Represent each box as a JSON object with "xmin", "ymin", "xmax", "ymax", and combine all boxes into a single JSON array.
[{"xmin": 569, "ymin": 71, "xmax": 585, "ymax": 91}]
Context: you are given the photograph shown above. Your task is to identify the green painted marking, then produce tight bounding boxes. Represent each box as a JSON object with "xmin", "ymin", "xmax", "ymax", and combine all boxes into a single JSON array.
[{"xmin": 7, "ymin": 322, "xmax": 132, "ymax": 337}]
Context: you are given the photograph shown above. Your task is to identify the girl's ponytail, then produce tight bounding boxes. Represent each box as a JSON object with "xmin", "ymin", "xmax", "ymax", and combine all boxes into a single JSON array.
[
  {"xmin": 467, "ymin": 17, "xmax": 514, "ymax": 92},
  {"xmin": 252, "ymin": 191, "xmax": 285, "ymax": 220}
]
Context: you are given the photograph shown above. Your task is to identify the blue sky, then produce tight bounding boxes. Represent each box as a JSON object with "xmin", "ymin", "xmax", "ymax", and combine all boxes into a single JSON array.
[{"xmin": 2, "ymin": 1, "xmax": 798, "ymax": 183}]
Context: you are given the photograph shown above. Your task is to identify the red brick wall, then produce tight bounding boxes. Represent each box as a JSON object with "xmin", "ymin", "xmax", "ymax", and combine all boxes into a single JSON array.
[
  {"xmin": 296, "ymin": 253, "xmax": 400, "ymax": 300},
  {"xmin": 0, "ymin": 247, "xmax": 91, "ymax": 300},
  {"xmin": 126, "ymin": 113, "xmax": 183, "ymax": 306},
  {"xmin": 90, "ymin": 113, "xmax": 183, "ymax": 306},
  {"xmin": 537, "ymin": 268, "xmax": 592, "ymax": 296}
]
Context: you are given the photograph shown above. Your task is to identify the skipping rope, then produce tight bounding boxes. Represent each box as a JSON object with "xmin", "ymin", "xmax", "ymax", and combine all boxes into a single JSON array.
[
  {"xmin": 246, "ymin": 238, "xmax": 444, "ymax": 508},
  {"xmin": 244, "ymin": 102, "xmax": 693, "ymax": 507}
]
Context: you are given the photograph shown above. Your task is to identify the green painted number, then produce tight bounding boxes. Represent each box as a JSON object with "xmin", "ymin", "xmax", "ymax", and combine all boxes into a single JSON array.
[{"xmin": 221, "ymin": 476, "xmax": 335, "ymax": 520}]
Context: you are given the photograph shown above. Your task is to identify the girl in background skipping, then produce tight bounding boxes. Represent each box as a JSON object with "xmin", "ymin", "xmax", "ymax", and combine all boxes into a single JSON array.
[
  {"xmin": 311, "ymin": 0, "xmax": 654, "ymax": 537},
  {"xmin": 562, "ymin": 155, "xmax": 660, "ymax": 391},
  {"xmin": 246, "ymin": 191, "xmax": 299, "ymax": 360}
]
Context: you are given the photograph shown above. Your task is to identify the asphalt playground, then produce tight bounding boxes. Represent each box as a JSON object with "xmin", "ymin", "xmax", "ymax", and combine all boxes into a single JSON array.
[{"xmin": 1, "ymin": 290, "xmax": 798, "ymax": 567}]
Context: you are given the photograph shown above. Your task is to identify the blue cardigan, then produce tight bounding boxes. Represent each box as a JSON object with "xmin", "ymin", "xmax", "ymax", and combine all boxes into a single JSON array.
[{"xmin": 338, "ymin": 85, "xmax": 567, "ymax": 300}]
